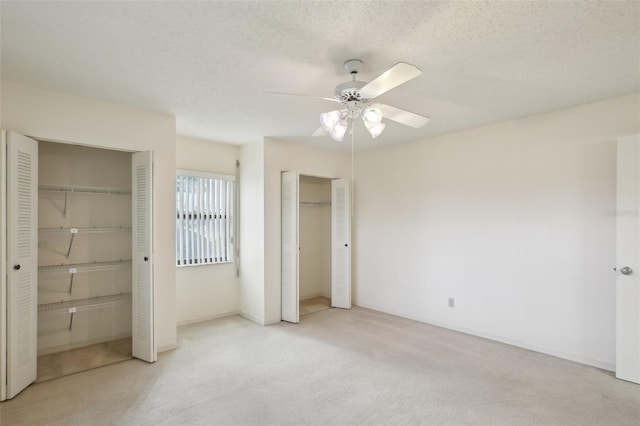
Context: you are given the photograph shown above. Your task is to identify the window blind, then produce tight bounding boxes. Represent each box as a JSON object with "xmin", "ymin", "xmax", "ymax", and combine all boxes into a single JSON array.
[{"xmin": 176, "ymin": 174, "xmax": 234, "ymax": 266}]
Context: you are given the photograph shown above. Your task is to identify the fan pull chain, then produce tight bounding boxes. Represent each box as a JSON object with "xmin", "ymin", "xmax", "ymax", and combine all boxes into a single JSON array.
[{"xmin": 351, "ymin": 120, "xmax": 354, "ymax": 218}]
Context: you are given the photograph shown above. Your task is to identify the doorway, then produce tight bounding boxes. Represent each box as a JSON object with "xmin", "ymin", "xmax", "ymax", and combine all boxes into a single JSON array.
[
  {"xmin": 36, "ymin": 141, "xmax": 133, "ymax": 383},
  {"xmin": 299, "ymin": 176, "xmax": 332, "ymax": 316},
  {"xmin": 281, "ymin": 171, "xmax": 351, "ymax": 323}
]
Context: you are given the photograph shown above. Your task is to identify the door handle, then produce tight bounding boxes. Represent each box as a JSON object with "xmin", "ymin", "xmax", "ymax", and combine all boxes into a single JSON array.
[
  {"xmin": 13, "ymin": 264, "xmax": 20, "ymax": 270},
  {"xmin": 621, "ymin": 266, "xmax": 633, "ymax": 275},
  {"xmin": 144, "ymin": 256, "xmax": 149, "ymax": 262}
]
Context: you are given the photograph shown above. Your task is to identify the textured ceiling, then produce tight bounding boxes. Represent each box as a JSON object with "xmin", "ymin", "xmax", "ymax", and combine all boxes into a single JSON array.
[{"xmin": 1, "ymin": 1, "xmax": 639, "ymax": 150}]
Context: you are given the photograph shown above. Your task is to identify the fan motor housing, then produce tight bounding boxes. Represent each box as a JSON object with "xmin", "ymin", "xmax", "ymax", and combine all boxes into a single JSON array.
[{"xmin": 334, "ymin": 80, "xmax": 369, "ymax": 104}]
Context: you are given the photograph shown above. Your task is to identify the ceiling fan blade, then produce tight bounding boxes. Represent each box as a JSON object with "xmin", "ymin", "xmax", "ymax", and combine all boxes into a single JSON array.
[
  {"xmin": 360, "ymin": 62, "xmax": 422, "ymax": 99},
  {"xmin": 266, "ymin": 92, "xmax": 340, "ymax": 103},
  {"xmin": 312, "ymin": 127, "xmax": 327, "ymax": 136},
  {"xmin": 377, "ymin": 103, "xmax": 430, "ymax": 128}
]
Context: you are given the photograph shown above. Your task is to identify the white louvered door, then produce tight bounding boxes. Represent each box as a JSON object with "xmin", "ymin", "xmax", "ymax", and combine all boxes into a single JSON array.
[
  {"xmin": 132, "ymin": 151, "xmax": 155, "ymax": 362},
  {"xmin": 5, "ymin": 131, "xmax": 38, "ymax": 399},
  {"xmin": 616, "ymin": 135, "xmax": 640, "ymax": 384},
  {"xmin": 281, "ymin": 171, "xmax": 299, "ymax": 323},
  {"xmin": 331, "ymin": 178, "xmax": 351, "ymax": 309}
]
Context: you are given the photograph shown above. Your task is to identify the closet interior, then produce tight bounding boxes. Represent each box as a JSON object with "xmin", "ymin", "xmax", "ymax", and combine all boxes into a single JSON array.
[
  {"xmin": 37, "ymin": 141, "xmax": 133, "ymax": 382},
  {"xmin": 299, "ymin": 175, "xmax": 332, "ymax": 317}
]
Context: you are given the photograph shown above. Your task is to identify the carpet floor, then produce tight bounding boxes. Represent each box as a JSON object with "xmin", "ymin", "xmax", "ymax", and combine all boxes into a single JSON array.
[
  {"xmin": 1, "ymin": 307, "xmax": 639, "ymax": 425},
  {"xmin": 36, "ymin": 337, "xmax": 132, "ymax": 383},
  {"xmin": 299, "ymin": 296, "xmax": 331, "ymax": 316}
]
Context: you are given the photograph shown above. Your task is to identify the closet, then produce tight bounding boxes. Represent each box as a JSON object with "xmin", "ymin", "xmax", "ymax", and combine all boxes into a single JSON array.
[
  {"xmin": 2, "ymin": 130, "xmax": 155, "ymax": 401},
  {"xmin": 299, "ymin": 176, "xmax": 332, "ymax": 316},
  {"xmin": 37, "ymin": 141, "xmax": 132, "ymax": 382},
  {"xmin": 281, "ymin": 171, "xmax": 351, "ymax": 323}
]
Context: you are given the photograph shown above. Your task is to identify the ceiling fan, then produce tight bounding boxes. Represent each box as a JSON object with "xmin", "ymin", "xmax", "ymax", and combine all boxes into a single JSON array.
[{"xmin": 274, "ymin": 59, "xmax": 430, "ymax": 141}]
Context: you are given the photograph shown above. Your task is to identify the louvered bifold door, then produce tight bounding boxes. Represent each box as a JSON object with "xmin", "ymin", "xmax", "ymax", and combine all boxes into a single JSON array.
[
  {"xmin": 132, "ymin": 151, "xmax": 155, "ymax": 362},
  {"xmin": 331, "ymin": 178, "xmax": 351, "ymax": 309},
  {"xmin": 616, "ymin": 135, "xmax": 640, "ymax": 384},
  {"xmin": 281, "ymin": 171, "xmax": 299, "ymax": 323},
  {"xmin": 6, "ymin": 131, "xmax": 38, "ymax": 399}
]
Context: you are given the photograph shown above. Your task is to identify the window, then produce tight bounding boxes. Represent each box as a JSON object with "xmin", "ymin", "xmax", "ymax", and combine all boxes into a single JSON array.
[{"xmin": 176, "ymin": 171, "xmax": 234, "ymax": 266}]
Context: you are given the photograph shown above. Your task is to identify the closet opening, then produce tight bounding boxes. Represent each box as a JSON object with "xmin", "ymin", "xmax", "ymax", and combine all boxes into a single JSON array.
[
  {"xmin": 281, "ymin": 170, "xmax": 350, "ymax": 324},
  {"xmin": 36, "ymin": 140, "xmax": 133, "ymax": 382},
  {"xmin": 299, "ymin": 175, "xmax": 332, "ymax": 317},
  {"xmin": 2, "ymin": 130, "xmax": 153, "ymax": 400}
]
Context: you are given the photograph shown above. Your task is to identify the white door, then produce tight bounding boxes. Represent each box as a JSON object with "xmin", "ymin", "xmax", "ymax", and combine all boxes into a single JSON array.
[
  {"xmin": 281, "ymin": 171, "xmax": 299, "ymax": 323},
  {"xmin": 4, "ymin": 131, "xmax": 38, "ymax": 400},
  {"xmin": 132, "ymin": 151, "xmax": 156, "ymax": 362},
  {"xmin": 616, "ymin": 135, "xmax": 640, "ymax": 384},
  {"xmin": 331, "ymin": 178, "xmax": 351, "ymax": 309}
]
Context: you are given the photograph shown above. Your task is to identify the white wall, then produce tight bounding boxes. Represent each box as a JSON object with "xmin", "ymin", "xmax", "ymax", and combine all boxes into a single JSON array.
[
  {"xmin": 299, "ymin": 176, "xmax": 331, "ymax": 299},
  {"xmin": 239, "ymin": 140, "xmax": 265, "ymax": 324},
  {"xmin": 263, "ymin": 138, "xmax": 350, "ymax": 324},
  {"xmin": 1, "ymin": 81, "xmax": 177, "ymax": 352},
  {"xmin": 354, "ymin": 93, "xmax": 640, "ymax": 370},
  {"xmin": 175, "ymin": 136, "xmax": 239, "ymax": 325}
]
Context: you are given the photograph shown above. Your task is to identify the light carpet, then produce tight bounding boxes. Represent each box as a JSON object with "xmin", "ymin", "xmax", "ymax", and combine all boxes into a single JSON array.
[
  {"xmin": 1, "ymin": 307, "xmax": 639, "ymax": 425},
  {"xmin": 36, "ymin": 337, "xmax": 132, "ymax": 383},
  {"xmin": 299, "ymin": 296, "xmax": 331, "ymax": 316}
]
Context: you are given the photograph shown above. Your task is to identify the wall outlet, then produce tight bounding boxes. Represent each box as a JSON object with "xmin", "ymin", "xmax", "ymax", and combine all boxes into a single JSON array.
[{"xmin": 448, "ymin": 297, "xmax": 455, "ymax": 308}]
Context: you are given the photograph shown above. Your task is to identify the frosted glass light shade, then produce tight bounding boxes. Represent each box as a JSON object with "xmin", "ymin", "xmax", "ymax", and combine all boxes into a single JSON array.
[
  {"xmin": 365, "ymin": 121, "xmax": 386, "ymax": 138},
  {"xmin": 330, "ymin": 121, "xmax": 348, "ymax": 141},
  {"xmin": 320, "ymin": 110, "xmax": 342, "ymax": 132},
  {"xmin": 363, "ymin": 107, "xmax": 382, "ymax": 124}
]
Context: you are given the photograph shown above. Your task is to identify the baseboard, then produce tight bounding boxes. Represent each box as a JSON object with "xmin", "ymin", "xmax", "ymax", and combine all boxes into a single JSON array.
[
  {"xmin": 299, "ymin": 293, "xmax": 332, "ymax": 301},
  {"xmin": 157, "ymin": 343, "xmax": 178, "ymax": 353},
  {"xmin": 177, "ymin": 310, "xmax": 239, "ymax": 327},
  {"xmin": 264, "ymin": 317, "xmax": 281, "ymax": 325},
  {"xmin": 239, "ymin": 311, "xmax": 265, "ymax": 326},
  {"xmin": 300, "ymin": 292, "xmax": 323, "ymax": 301},
  {"xmin": 353, "ymin": 302, "xmax": 615, "ymax": 372}
]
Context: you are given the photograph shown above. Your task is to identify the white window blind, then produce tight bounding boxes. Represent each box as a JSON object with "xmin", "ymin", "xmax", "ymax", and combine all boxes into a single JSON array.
[{"xmin": 176, "ymin": 172, "xmax": 234, "ymax": 266}]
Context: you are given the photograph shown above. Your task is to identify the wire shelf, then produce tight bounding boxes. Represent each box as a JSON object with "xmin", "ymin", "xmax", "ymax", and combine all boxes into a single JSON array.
[
  {"xmin": 39, "ymin": 184, "xmax": 131, "ymax": 195},
  {"xmin": 38, "ymin": 293, "xmax": 132, "ymax": 318},
  {"xmin": 300, "ymin": 200, "xmax": 331, "ymax": 206},
  {"xmin": 39, "ymin": 226, "xmax": 132, "ymax": 234},
  {"xmin": 39, "ymin": 260, "xmax": 132, "ymax": 275}
]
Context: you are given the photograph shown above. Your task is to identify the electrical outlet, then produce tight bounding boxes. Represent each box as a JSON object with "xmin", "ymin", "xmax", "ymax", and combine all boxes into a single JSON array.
[{"xmin": 448, "ymin": 297, "xmax": 455, "ymax": 308}]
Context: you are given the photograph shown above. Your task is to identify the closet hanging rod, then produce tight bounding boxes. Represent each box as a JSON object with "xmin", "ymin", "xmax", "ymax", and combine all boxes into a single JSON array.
[
  {"xmin": 299, "ymin": 200, "xmax": 331, "ymax": 206},
  {"xmin": 38, "ymin": 260, "xmax": 132, "ymax": 275},
  {"xmin": 38, "ymin": 226, "xmax": 132, "ymax": 234},
  {"xmin": 39, "ymin": 184, "xmax": 131, "ymax": 195}
]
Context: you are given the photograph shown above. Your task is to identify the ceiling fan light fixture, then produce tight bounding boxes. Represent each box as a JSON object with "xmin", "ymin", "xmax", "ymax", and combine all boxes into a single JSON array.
[
  {"xmin": 365, "ymin": 120, "xmax": 386, "ymax": 139},
  {"xmin": 330, "ymin": 121, "xmax": 348, "ymax": 141},
  {"xmin": 362, "ymin": 106, "xmax": 383, "ymax": 124},
  {"xmin": 320, "ymin": 110, "xmax": 342, "ymax": 132}
]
